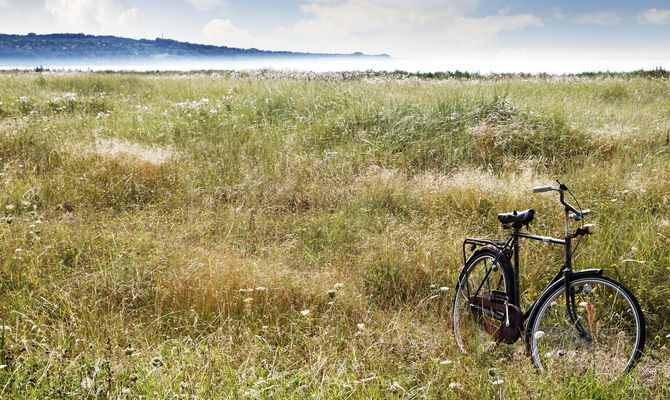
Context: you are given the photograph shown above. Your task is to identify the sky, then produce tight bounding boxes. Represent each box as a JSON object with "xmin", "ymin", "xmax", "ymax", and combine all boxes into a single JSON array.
[{"xmin": 1, "ymin": 1, "xmax": 669, "ymax": 72}]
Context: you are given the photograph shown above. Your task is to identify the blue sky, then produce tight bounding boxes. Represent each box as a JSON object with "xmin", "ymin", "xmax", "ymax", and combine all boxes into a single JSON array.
[{"xmin": 0, "ymin": 1, "xmax": 668, "ymax": 62}]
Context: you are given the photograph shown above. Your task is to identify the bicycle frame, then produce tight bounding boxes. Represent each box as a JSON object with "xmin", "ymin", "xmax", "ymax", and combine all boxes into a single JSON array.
[
  {"xmin": 463, "ymin": 184, "xmax": 596, "ymax": 334},
  {"xmin": 463, "ymin": 229, "xmax": 566, "ymax": 321}
]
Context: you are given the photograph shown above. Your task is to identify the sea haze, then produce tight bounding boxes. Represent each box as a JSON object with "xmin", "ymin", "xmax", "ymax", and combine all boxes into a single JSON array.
[
  {"xmin": 3, "ymin": 56, "xmax": 670, "ymax": 75},
  {"xmin": 0, "ymin": 33, "xmax": 668, "ymax": 74}
]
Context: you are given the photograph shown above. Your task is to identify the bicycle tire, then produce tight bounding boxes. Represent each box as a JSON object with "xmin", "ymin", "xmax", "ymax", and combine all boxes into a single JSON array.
[
  {"xmin": 525, "ymin": 273, "xmax": 645, "ymax": 377},
  {"xmin": 453, "ymin": 246, "xmax": 515, "ymax": 353}
]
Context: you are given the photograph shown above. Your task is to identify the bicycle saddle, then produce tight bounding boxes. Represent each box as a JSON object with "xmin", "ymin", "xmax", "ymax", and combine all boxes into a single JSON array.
[{"xmin": 498, "ymin": 209, "xmax": 535, "ymax": 228}]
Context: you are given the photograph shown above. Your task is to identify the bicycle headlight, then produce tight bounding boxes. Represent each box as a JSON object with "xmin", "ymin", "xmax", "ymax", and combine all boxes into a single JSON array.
[{"xmin": 576, "ymin": 224, "xmax": 596, "ymax": 236}]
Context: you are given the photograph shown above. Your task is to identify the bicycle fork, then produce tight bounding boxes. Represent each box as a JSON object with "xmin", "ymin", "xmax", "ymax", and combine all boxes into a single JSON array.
[{"xmin": 562, "ymin": 209, "xmax": 593, "ymax": 343}]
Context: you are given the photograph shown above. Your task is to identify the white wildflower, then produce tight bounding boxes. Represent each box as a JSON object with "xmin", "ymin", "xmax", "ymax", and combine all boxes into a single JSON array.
[
  {"xmin": 357, "ymin": 323, "xmax": 365, "ymax": 331},
  {"xmin": 243, "ymin": 297, "xmax": 253, "ymax": 303},
  {"xmin": 440, "ymin": 286, "xmax": 449, "ymax": 292},
  {"xmin": 334, "ymin": 283, "xmax": 344, "ymax": 290},
  {"xmin": 449, "ymin": 382, "xmax": 462, "ymax": 390},
  {"xmin": 5, "ymin": 204, "xmax": 14, "ymax": 211},
  {"xmin": 389, "ymin": 381, "xmax": 405, "ymax": 392},
  {"xmin": 81, "ymin": 377, "xmax": 94, "ymax": 389},
  {"xmin": 21, "ymin": 200, "xmax": 31, "ymax": 208},
  {"xmin": 300, "ymin": 309, "xmax": 310, "ymax": 316},
  {"xmin": 440, "ymin": 359, "xmax": 453, "ymax": 365},
  {"xmin": 534, "ymin": 331, "xmax": 545, "ymax": 339},
  {"xmin": 492, "ymin": 379, "xmax": 504, "ymax": 385},
  {"xmin": 255, "ymin": 286, "xmax": 265, "ymax": 291},
  {"xmin": 578, "ymin": 301, "xmax": 588, "ymax": 307}
]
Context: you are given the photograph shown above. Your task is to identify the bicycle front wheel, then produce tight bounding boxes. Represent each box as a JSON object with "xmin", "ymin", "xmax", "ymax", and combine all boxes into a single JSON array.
[{"xmin": 526, "ymin": 274, "xmax": 645, "ymax": 377}]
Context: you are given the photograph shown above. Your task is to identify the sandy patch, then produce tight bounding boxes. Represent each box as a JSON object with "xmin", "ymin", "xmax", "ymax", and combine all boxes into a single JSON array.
[
  {"xmin": 357, "ymin": 164, "xmax": 550, "ymax": 201},
  {"xmin": 87, "ymin": 137, "xmax": 176, "ymax": 166}
]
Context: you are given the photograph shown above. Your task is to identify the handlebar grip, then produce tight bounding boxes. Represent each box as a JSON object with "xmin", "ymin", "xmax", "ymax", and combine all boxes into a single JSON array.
[
  {"xmin": 532, "ymin": 186, "xmax": 557, "ymax": 193},
  {"xmin": 569, "ymin": 209, "xmax": 590, "ymax": 220}
]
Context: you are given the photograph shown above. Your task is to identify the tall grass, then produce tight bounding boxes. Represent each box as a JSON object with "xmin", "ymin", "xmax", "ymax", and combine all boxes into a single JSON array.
[{"xmin": 0, "ymin": 71, "xmax": 668, "ymax": 398}]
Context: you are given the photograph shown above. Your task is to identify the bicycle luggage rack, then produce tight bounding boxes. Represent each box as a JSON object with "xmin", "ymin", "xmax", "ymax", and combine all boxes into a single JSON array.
[{"xmin": 462, "ymin": 238, "xmax": 511, "ymax": 264}]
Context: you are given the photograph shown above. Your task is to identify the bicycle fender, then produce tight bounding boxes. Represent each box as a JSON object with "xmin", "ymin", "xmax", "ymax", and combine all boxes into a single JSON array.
[
  {"xmin": 454, "ymin": 246, "xmax": 516, "ymax": 314},
  {"xmin": 458, "ymin": 247, "xmax": 515, "ymax": 296}
]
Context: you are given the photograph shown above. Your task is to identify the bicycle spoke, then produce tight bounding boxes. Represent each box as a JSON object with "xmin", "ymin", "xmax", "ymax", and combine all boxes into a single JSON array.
[
  {"xmin": 453, "ymin": 250, "xmax": 512, "ymax": 354},
  {"xmin": 529, "ymin": 277, "xmax": 644, "ymax": 377}
]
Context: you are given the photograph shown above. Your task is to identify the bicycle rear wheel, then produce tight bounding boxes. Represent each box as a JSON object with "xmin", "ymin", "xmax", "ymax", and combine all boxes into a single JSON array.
[
  {"xmin": 453, "ymin": 247, "xmax": 515, "ymax": 353},
  {"xmin": 526, "ymin": 274, "xmax": 645, "ymax": 377}
]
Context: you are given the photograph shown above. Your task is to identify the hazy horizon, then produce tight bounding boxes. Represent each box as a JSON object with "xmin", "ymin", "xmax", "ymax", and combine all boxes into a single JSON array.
[
  {"xmin": 0, "ymin": 1, "xmax": 669, "ymax": 74},
  {"xmin": 1, "ymin": 53, "xmax": 669, "ymax": 75}
]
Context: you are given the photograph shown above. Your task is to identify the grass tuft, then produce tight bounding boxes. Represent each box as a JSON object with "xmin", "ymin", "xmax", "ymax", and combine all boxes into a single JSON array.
[{"xmin": 0, "ymin": 70, "xmax": 668, "ymax": 398}]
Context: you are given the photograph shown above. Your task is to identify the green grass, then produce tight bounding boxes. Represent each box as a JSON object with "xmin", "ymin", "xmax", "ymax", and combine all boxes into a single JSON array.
[{"xmin": 0, "ymin": 70, "xmax": 669, "ymax": 398}]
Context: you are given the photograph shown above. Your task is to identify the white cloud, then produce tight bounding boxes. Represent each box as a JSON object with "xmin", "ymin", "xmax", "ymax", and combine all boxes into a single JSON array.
[
  {"xmin": 118, "ymin": 8, "xmax": 140, "ymax": 27},
  {"xmin": 635, "ymin": 9, "xmax": 670, "ymax": 25},
  {"xmin": 552, "ymin": 7, "xmax": 564, "ymax": 20},
  {"xmin": 289, "ymin": 0, "xmax": 542, "ymax": 56},
  {"xmin": 202, "ymin": 18, "xmax": 253, "ymax": 48},
  {"xmin": 44, "ymin": 0, "xmax": 96, "ymax": 30},
  {"xmin": 187, "ymin": 0, "xmax": 226, "ymax": 11},
  {"xmin": 573, "ymin": 11, "xmax": 622, "ymax": 26},
  {"xmin": 43, "ymin": 0, "xmax": 142, "ymax": 36},
  {"xmin": 0, "ymin": 0, "xmax": 8, "ymax": 8}
]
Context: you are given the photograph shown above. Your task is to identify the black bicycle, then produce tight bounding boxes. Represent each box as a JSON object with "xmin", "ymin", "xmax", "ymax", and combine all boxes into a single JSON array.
[{"xmin": 452, "ymin": 181, "xmax": 645, "ymax": 376}]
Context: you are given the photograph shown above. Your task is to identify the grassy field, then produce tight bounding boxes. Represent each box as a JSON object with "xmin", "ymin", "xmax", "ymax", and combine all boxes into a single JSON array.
[{"xmin": 0, "ymin": 69, "xmax": 669, "ymax": 398}]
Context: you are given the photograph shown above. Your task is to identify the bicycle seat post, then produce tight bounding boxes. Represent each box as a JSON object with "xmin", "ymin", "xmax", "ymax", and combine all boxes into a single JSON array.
[{"xmin": 512, "ymin": 225, "xmax": 521, "ymax": 306}]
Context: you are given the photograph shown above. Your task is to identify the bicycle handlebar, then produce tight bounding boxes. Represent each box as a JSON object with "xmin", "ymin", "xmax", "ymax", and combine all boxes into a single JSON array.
[
  {"xmin": 533, "ymin": 181, "xmax": 581, "ymax": 215},
  {"xmin": 569, "ymin": 209, "xmax": 590, "ymax": 220},
  {"xmin": 532, "ymin": 186, "xmax": 559, "ymax": 193}
]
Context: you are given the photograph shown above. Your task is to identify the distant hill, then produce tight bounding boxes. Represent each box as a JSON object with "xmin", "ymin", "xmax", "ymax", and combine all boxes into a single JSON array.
[{"xmin": 0, "ymin": 33, "xmax": 390, "ymax": 62}]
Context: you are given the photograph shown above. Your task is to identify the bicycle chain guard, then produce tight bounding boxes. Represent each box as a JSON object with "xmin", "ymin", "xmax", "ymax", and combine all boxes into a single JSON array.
[{"xmin": 470, "ymin": 296, "xmax": 524, "ymax": 344}]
